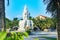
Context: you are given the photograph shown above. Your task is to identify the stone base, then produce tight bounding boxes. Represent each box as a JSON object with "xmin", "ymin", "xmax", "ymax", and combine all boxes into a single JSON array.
[{"xmin": 44, "ymin": 29, "xmax": 49, "ymax": 32}]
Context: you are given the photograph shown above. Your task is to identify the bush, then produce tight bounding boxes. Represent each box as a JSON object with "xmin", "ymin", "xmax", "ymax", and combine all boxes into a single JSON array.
[
  {"xmin": 26, "ymin": 29, "xmax": 31, "ymax": 35},
  {"xmin": 0, "ymin": 31, "xmax": 28, "ymax": 40}
]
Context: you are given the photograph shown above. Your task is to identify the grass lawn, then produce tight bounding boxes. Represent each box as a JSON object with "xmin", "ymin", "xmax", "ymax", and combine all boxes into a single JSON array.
[
  {"xmin": 41, "ymin": 36, "xmax": 57, "ymax": 40},
  {"xmin": 33, "ymin": 36, "xmax": 57, "ymax": 40},
  {"xmin": 34, "ymin": 38, "xmax": 39, "ymax": 40}
]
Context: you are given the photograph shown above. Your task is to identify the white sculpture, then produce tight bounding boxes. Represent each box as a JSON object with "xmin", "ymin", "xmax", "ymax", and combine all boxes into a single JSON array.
[{"xmin": 18, "ymin": 5, "xmax": 33, "ymax": 32}]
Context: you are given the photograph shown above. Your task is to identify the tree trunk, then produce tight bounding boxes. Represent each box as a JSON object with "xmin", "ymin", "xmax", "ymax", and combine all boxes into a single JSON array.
[
  {"xmin": 0, "ymin": 0, "xmax": 6, "ymax": 31},
  {"xmin": 57, "ymin": 1, "xmax": 60, "ymax": 40}
]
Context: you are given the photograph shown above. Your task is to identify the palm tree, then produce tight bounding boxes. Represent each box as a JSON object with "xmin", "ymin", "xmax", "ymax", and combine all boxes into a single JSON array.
[
  {"xmin": 43, "ymin": 0, "xmax": 60, "ymax": 40},
  {"xmin": 0, "ymin": 0, "xmax": 6, "ymax": 31}
]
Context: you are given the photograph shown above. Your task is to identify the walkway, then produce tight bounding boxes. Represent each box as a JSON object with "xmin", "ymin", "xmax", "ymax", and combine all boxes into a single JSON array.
[{"xmin": 24, "ymin": 31, "xmax": 57, "ymax": 40}]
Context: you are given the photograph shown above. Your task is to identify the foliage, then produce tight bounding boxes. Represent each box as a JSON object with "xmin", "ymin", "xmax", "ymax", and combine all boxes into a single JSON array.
[
  {"xmin": 5, "ymin": 18, "xmax": 12, "ymax": 29},
  {"xmin": 0, "ymin": 32, "xmax": 7, "ymax": 40},
  {"xmin": 4, "ymin": 32, "xmax": 28, "ymax": 40},
  {"xmin": 31, "ymin": 17, "xmax": 56, "ymax": 30},
  {"xmin": 51, "ymin": 17, "xmax": 57, "ymax": 29},
  {"xmin": 43, "ymin": 0, "xmax": 60, "ymax": 17},
  {"xmin": 7, "ymin": 0, "xmax": 9, "ymax": 6},
  {"xmin": 5, "ymin": 18, "xmax": 19, "ymax": 29},
  {"xmin": 0, "ymin": 32, "xmax": 28, "ymax": 40},
  {"xmin": 12, "ymin": 18, "xmax": 19, "ymax": 27},
  {"xmin": 43, "ymin": 0, "xmax": 57, "ymax": 17},
  {"xmin": 26, "ymin": 29, "xmax": 31, "ymax": 35}
]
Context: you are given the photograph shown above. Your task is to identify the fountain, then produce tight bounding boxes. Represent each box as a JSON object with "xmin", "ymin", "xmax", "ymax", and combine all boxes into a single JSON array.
[{"xmin": 18, "ymin": 5, "xmax": 33, "ymax": 32}]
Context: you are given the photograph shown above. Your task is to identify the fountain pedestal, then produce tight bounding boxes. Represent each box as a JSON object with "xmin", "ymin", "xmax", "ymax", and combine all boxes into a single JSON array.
[{"xmin": 18, "ymin": 5, "xmax": 33, "ymax": 32}]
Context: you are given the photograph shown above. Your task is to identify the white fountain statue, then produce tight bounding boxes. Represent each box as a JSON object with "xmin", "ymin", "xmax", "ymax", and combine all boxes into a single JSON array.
[{"xmin": 18, "ymin": 5, "xmax": 33, "ymax": 32}]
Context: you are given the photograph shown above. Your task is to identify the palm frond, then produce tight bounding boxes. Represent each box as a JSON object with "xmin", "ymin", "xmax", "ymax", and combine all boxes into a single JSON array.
[
  {"xmin": 43, "ymin": 0, "xmax": 58, "ymax": 16},
  {"xmin": 7, "ymin": 0, "xmax": 9, "ymax": 6}
]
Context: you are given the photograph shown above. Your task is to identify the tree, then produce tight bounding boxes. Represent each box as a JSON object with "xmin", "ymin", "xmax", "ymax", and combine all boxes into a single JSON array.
[
  {"xmin": 5, "ymin": 18, "xmax": 12, "ymax": 29},
  {"xmin": 5, "ymin": 18, "xmax": 19, "ymax": 29},
  {"xmin": 29, "ymin": 16, "xmax": 32, "ymax": 20},
  {"xmin": 32, "ymin": 16, "xmax": 55, "ymax": 31},
  {"xmin": 43, "ymin": 0, "xmax": 60, "ymax": 39},
  {"xmin": 43, "ymin": 0, "xmax": 59, "ymax": 17},
  {"xmin": 51, "ymin": 17, "xmax": 57, "ymax": 29},
  {"xmin": 45, "ymin": 18, "xmax": 54, "ymax": 28},
  {"xmin": 12, "ymin": 18, "xmax": 19, "ymax": 27}
]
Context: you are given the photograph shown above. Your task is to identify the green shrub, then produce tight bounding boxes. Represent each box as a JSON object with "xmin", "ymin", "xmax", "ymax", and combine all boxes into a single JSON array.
[
  {"xmin": 26, "ymin": 29, "xmax": 31, "ymax": 35},
  {"xmin": 0, "ymin": 31, "xmax": 28, "ymax": 40}
]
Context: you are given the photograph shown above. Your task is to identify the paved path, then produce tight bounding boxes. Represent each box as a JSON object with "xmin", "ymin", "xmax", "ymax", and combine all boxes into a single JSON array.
[{"xmin": 24, "ymin": 32, "xmax": 57, "ymax": 40}]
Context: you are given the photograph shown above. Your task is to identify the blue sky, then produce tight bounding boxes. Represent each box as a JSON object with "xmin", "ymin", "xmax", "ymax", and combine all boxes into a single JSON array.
[{"xmin": 5, "ymin": 0, "xmax": 51, "ymax": 20}]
